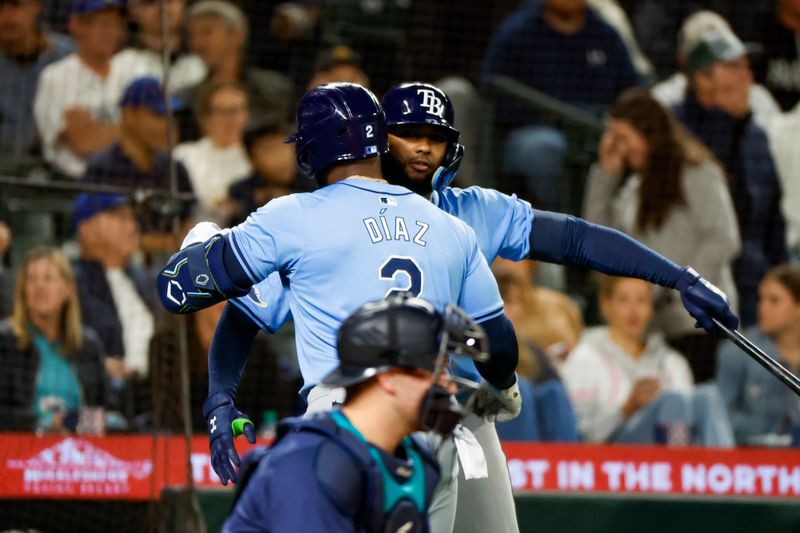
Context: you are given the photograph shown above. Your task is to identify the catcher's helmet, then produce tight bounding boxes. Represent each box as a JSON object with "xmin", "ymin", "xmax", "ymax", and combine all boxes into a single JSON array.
[
  {"xmin": 323, "ymin": 294, "xmax": 487, "ymax": 388},
  {"xmin": 286, "ymin": 82, "xmax": 388, "ymax": 183}
]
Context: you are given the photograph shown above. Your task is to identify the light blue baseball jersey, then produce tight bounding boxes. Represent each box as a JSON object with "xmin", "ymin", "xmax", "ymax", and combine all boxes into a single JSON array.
[
  {"xmin": 432, "ymin": 186, "xmax": 533, "ymax": 262},
  {"xmin": 232, "ymin": 186, "xmax": 534, "ymax": 334},
  {"xmin": 227, "ymin": 178, "xmax": 504, "ymax": 390}
]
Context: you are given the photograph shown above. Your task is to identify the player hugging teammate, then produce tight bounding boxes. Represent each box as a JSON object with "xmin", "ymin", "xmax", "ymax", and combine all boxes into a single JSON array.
[{"xmin": 158, "ymin": 82, "xmax": 738, "ymax": 533}]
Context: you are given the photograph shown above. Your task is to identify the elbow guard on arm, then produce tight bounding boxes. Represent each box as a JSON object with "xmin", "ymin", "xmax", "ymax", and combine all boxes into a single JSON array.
[{"xmin": 158, "ymin": 233, "xmax": 252, "ymax": 314}]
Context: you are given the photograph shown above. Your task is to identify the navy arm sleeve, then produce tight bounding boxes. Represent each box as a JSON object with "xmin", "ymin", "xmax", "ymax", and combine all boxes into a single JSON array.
[
  {"xmin": 528, "ymin": 210, "xmax": 683, "ymax": 288},
  {"xmin": 208, "ymin": 303, "xmax": 260, "ymax": 398},
  {"xmin": 475, "ymin": 313, "xmax": 519, "ymax": 390}
]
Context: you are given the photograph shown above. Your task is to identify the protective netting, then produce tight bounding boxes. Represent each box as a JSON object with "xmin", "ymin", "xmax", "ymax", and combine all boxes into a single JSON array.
[{"xmin": 0, "ymin": 0, "xmax": 799, "ymax": 531}]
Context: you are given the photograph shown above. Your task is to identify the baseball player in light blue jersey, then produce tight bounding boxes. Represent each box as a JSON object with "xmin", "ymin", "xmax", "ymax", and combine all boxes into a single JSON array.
[
  {"xmin": 157, "ymin": 84, "xmax": 524, "ymax": 523},
  {"xmin": 202, "ymin": 82, "xmax": 739, "ymax": 533}
]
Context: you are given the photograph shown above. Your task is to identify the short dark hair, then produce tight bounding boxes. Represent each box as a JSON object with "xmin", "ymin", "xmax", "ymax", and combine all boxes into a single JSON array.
[
  {"xmin": 609, "ymin": 87, "xmax": 715, "ymax": 232},
  {"xmin": 243, "ymin": 117, "xmax": 293, "ymax": 156},
  {"xmin": 314, "ymin": 45, "xmax": 363, "ymax": 74},
  {"xmin": 764, "ymin": 264, "xmax": 800, "ymax": 303},
  {"xmin": 343, "ymin": 378, "xmax": 374, "ymax": 405}
]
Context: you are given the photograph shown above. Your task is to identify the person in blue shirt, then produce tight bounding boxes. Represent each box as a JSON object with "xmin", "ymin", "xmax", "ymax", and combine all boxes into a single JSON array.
[
  {"xmin": 222, "ymin": 294, "xmax": 485, "ymax": 533},
  {"xmin": 0, "ymin": 0, "xmax": 74, "ymax": 157},
  {"xmin": 716, "ymin": 264, "xmax": 800, "ymax": 446},
  {"xmin": 481, "ymin": 0, "xmax": 642, "ymax": 125},
  {"xmin": 480, "ymin": 0, "xmax": 642, "ymax": 211}
]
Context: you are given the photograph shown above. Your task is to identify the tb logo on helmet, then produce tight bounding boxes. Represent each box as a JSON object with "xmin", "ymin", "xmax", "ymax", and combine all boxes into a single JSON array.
[{"xmin": 417, "ymin": 89, "xmax": 445, "ymax": 118}]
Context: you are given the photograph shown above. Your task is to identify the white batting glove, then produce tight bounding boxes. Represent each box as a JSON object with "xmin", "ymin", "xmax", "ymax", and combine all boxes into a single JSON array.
[
  {"xmin": 181, "ymin": 221, "xmax": 230, "ymax": 249},
  {"xmin": 473, "ymin": 375, "xmax": 522, "ymax": 422}
]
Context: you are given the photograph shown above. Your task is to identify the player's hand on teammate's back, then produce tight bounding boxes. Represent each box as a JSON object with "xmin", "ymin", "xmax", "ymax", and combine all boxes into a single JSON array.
[
  {"xmin": 676, "ymin": 266, "xmax": 739, "ymax": 334},
  {"xmin": 203, "ymin": 392, "xmax": 256, "ymax": 485},
  {"xmin": 473, "ymin": 376, "xmax": 522, "ymax": 422}
]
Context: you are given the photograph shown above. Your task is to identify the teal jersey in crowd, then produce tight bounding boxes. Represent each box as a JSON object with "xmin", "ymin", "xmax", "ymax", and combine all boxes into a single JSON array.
[
  {"xmin": 227, "ymin": 179, "xmax": 504, "ymax": 390},
  {"xmin": 33, "ymin": 332, "xmax": 82, "ymax": 430}
]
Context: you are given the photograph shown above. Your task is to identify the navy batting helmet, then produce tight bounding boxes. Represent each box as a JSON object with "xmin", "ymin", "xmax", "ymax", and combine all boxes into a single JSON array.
[
  {"xmin": 381, "ymin": 83, "xmax": 459, "ymax": 142},
  {"xmin": 381, "ymin": 83, "xmax": 464, "ymax": 191},
  {"xmin": 323, "ymin": 294, "xmax": 488, "ymax": 388},
  {"xmin": 286, "ymin": 82, "xmax": 388, "ymax": 183}
]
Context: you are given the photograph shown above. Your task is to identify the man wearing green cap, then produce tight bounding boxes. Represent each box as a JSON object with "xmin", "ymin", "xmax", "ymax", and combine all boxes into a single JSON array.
[
  {"xmin": 672, "ymin": 26, "xmax": 788, "ymax": 329},
  {"xmin": 652, "ymin": 10, "xmax": 780, "ymax": 129}
]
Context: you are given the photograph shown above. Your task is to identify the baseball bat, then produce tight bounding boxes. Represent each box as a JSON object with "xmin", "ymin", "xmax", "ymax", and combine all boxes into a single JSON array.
[{"xmin": 713, "ymin": 318, "xmax": 800, "ymax": 397}]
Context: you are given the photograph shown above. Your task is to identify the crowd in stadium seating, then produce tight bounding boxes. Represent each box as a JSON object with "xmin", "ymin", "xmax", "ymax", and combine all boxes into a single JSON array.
[{"xmin": 0, "ymin": 0, "xmax": 799, "ymax": 448}]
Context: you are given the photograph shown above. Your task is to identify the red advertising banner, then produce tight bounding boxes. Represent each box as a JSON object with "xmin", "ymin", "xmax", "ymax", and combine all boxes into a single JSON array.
[
  {"xmin": 503, "ymin": 442, "xmax": 800, "ymax": 499},
  {"xmin": 0, "ymin": 434, "xmax": 798, "ymax": 501},
  {"xmin": 0, "ymin": 433, "xmax": 266, "ymax": 500}
]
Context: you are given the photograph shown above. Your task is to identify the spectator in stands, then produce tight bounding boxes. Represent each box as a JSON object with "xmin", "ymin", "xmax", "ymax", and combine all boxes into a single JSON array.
[
  {"xmin": 493, "ymin": 258, "xmax": 583, "ymax": 364},
  {"xmin": 73, "ymin": 192, "xmax": 156, "ymax": 425},
  {"xmin": 672, "ymin": 27, "xmax": 788, "ymax": 328},
  {"xmin": 33, "ymin": 0, "xmax": 126, "ymax": 178},
  {"xmin": 0, "ymin": 0, "xmax": 73, "ymax": 157},
  {"xmin": 767, "ymin": 103, "xmax": 800, "ymax": 260},
  {"xmin": 0, "ymin": 246, "xmax": 107, "ymax": 433},
  {"xmin": 481, "ymin": 0, "xmax": 641, "ymax": 211},
  {"xmin": 561, "ymin": 275, "xmax": 734, "ymax": 446},
  {"xmin": 83, "ymin": 77, "xmax": 194, "ymax": 251},
  {"xmin": 584, "ymin": 88, "xmax": 740, "ymax": 382},
  {"xmin": 72, "ymin": 193, "xmax": 154, "ymax": 385},
  {"xmin": 271, "ymin": 0, "xmax": 409, "ymax": 92},
  {"xmin": 307, "ymin": 45, "xmax": 370, "ymax": 90},
  {"xmin": 652, "ymin": 11, "xmax": 781, "ymax": 131},
  {"xmin": 0, "ymin": 221, "xmax": 12, "ymax": 317},
  {"xmin": 492, "ymin": 258, "xmax": 580, "ymax": 442},
  {"xmin": 588, "ymin": 0, "xmax": 654, "ymax": 81},
  {"xmin": 716, "ymin": 264, "xmax": 800, "ymax": 446},
  {"xmin": 481, "ymin": 0, "xmax": 642, "ymax": 120},
  {"xmin": 237, "ymin": 0, "xmax": 322, "ymax": 93},
  {"xmin": 227, "ymin": 118, "xmax": 313, "ymax": 225},
  {"xmin": 149, "ymin": 302, "xmax": 299, "ymax": 432},
  {"xmin": 747, "ymin": 0, "xmax": 800, "ymax": 111},
  {"xmin": 115, "ymin": 0, "xmax": 206, "ymax": 93},
  {"xmin": 174, "ymin": 81, "xmax": 251, "ymax": 222},
  {"xmin": 186, "ymin": 0, "xmax": 293, "ymax": 126},
  {"xmin": 615, "ymin": 0, "xmax": 682, "ymax": 78}
]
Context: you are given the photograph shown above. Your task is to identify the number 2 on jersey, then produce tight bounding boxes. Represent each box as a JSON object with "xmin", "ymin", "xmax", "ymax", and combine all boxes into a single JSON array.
[{"xmin": 379, "ymin": 256, "xmax": 424, "ymax": 297}]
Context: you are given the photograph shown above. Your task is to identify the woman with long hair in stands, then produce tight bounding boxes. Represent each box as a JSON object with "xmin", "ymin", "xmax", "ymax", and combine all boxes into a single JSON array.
[
  {"xmin": 583, "ymin": 87, "xmax": 741, "ymax": 382},
  {"xmin": 716, "ymin": 264, "xmax": 800, "ymax": 446},
  {"xmin": 0, "ymin": 246, "xmax": 107, "ymax": 433}
]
